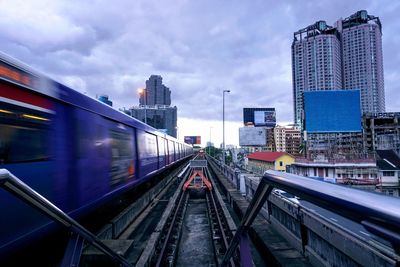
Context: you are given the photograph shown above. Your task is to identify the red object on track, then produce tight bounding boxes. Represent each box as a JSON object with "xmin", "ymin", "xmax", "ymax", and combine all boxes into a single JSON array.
[{"xmin": 183, "ymin": 170, "xmax": 212, "ymax": 191}]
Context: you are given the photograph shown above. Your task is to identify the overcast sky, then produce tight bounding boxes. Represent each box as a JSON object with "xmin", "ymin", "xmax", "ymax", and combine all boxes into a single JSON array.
[{"xmin": 1, "ymin": 0, "xmax": 399, "ymax": 146}]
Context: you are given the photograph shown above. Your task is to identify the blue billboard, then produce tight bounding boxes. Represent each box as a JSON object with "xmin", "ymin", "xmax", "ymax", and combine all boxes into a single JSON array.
[{"xmin": 304, "ymin": 90, "xmax": 361, "ymax": 133}]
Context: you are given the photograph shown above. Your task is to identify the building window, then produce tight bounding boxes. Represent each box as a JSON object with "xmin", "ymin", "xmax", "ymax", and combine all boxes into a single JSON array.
[
  {"xmin": 279, "ymin": 161, "xmax": 283, "ymax": 167},
  {"xmin": 383, "ymin": 171, "xmax": 395, "ymax": 177}
]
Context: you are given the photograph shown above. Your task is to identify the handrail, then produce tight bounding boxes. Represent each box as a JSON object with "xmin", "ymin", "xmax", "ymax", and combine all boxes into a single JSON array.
[
  {"xmin": 0, "ymin": 169, "xmax": 132, "ymax": 267},
  {"xmin": 221, "ymin": 170, "xmax": 400, "ymax": 266},
  {"xmin": 263, "ymin": 170, "xmax": 400, "ymax": 242}
]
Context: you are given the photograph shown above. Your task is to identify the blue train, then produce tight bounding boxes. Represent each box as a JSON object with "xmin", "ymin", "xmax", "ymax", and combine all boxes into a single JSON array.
[{"xmin": 0, "ymin": 53, "xmax": 193, "ymax": 254}]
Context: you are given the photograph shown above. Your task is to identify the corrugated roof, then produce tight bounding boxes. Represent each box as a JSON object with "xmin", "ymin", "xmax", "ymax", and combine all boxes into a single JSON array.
[{"xmin": 247, "ymin": 152, "xmax": 290, "ymax": 162}]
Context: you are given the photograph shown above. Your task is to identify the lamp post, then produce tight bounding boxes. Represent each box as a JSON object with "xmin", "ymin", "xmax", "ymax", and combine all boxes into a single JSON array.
[
  {"xmin": 175, "ymin": 126, "xmax": 179, "ymax": 140},
  {"xmin": 209, "ymin": 126, "xmax": 213, "ymax": 156},
  {"xmin": 138, "ymin": 88, "xmax": 147, "ymax": 124},
  {"xmin": 222, "ymin": 89, "xmax": 230, "ymax": 165}
]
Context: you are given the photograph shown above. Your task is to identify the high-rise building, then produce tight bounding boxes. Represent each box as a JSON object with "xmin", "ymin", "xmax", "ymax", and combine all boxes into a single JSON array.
[
  {"xmin": 292, "ymin": 10, "xmax": 384, "ymax": 126},
  {"xmin": 292, "ymin": 21, "xmax": 342, "ymax": 125},
  {"xmin": 140, "ymin": 75, "xmax": 171, "ymax": 106},
  {"xmin": 130, "ymin": 75, "xmax": 177, "ymax": 137},
  {"xmin": 338, "ymin": 11, "xmax": 385, "ymax": 114}
]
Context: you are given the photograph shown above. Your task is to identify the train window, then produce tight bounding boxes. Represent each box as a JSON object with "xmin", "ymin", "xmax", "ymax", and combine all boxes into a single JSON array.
[
  {"xmin": 109, "ymin": 130, "xmax": 134, "ymax": 186},
  {"xmin": 158, "ymin": 137, "xmax": 166, "ymax": 156},
  {"xmin": 75, "ymin": 119, "xmax": 90, "ymax": 158},
  {"xmin": 138, "ymin": 133, "xmax": 157, "ymax": 159},
  {"xmin": 0, "ymin": 124, "xmax": 49, "ymax": 163},
  {"xmin": 95, "ymin": 124, "xmax": 105, "ymax": 158},
  {"xmin": 110, "ymin": 130, "xmax": 133, "ymax": 158}
]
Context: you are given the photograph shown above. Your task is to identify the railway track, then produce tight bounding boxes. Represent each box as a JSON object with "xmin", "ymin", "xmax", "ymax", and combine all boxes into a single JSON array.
[
  {"xmin": 82, "ymin": 156, "xmax": 243, "ymax": 266},
  {"xmin": 150, "ymin": 161, "xmax": 240, "ymax": 267}
]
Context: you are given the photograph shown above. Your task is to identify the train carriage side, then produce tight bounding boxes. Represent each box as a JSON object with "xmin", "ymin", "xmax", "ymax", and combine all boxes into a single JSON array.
[
  {"xmin": 0, "ymin": 54, "xmax": 193, "ymax": 255},
  {"xmin": 0, "ymin": 78, "xmax": 59, "ymax": 252},
  {"xmin": 157, "ymin": 135, "xmax": 167, "ymax": 169},
  {"xmin": 167, "ymin": 138, "xmax": 175, "ymax": 164}
]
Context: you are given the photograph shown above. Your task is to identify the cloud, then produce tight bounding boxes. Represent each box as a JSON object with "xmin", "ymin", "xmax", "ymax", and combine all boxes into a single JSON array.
[{"xmin": 0, "ymin": 0, "xmax": 399, "ymax": 146}]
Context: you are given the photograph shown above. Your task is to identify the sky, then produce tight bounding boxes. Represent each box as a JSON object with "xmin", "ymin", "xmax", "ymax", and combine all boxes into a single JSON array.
[{"xmin": 0, "ymin": 0, "xmax": 399, "ymax": 147}]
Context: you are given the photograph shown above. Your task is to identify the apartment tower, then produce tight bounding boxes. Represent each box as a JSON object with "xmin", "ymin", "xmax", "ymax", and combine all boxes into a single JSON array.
[{"xmin": 292, "ymin": 10, "xmax": 384, "ymax": 127}]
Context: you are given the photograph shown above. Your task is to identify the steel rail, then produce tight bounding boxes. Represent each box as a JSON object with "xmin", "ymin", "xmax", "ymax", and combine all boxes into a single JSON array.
[
  {"xmin": 155, "ymin": 190, "xmax": 188, "ymax": 267},
  {"xmin": 207, "ymin": 190, "xmax": 236, "ymax": 267}
]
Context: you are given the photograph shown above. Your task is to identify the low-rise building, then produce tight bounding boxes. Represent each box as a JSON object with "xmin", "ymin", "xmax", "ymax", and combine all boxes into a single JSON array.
[
  {"xmin": 246, "ymin": 152, "xmax": 295, "ymax": 174},
  {"xmin": 376, "ymin": 150, "xmax": 400, "ymax": 197},
  {"xmin": 288, "ymin": 158, "xmax": 378, "ymax": 190}
]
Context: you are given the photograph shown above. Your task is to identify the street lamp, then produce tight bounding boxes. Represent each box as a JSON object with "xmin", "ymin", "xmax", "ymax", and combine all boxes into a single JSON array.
[
  {"xmin": 209, "ymin": 126, "xmax": 213, "ymax": 156},
  {"xmin": 175, "ymin": 126, "xmax": 179, "ymax": 140},
  {"xmin": 222, "ymin": 89, "xmax": 230, "ymax": 165},
  {"xmin": 138, "ymin": 88, "xmax": 147, "ymax": 124}
]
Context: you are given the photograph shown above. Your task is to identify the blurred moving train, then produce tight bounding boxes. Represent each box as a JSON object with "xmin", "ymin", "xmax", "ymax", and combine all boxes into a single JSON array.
[{"xmin": 0, "ymin": 53, "xmax": 193, "ymax": 254}]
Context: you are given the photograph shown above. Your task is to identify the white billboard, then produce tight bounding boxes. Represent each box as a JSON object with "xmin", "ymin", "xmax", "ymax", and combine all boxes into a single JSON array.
[
  {"xmin": 254, "ymin": 110, "xmax": 276, "ymax": 127},
  {"xmin": 239, "ymin": 127, "xmax": 267, "ymax": 146}
]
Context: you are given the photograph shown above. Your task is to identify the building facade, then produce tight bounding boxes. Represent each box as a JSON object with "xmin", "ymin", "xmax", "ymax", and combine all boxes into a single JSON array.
[
  {"xmin": 246, "ymin": 152, "xmax": 295, "ymax": 174},
  {"xmin": 131, "ymin": 75, "xmax": 177, "ymax": 137},
  {"xmin": 338, "ymin": 11, "xmax": 385, "ymax": 113},
  {"xmin": 288, "ymin": 158, "xmax": 378, "ymax": 190},
  {"xmin": 363, "ymin": 112, "xmax": 400, "ymax": 155},
  {"xmin": 376, "ymin": 150, "xmax": 400, "ymax": 197},
  {"xmin": 130, "ymin": 105, "xmax": 177, "ymax": 137},
  {"xmin": 140, "ymin": 75, "xmax": 171, "ymax": 106},
  {"xmin": 292, "ymin": 10, "xmax": 385, "ymax": 127},
  {"xmin": 274, "ymin": 125, "xmax": 301, "ymax": 155},
  {"xmin": 292, "ymin": 21, "xmax": 342, "ymax": 126}
]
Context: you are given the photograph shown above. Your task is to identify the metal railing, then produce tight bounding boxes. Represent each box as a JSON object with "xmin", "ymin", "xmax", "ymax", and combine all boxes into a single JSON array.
[
  {"xmin": 221, "ymin": 170, "xmax": 400, "ymax": 266},
  {"xmin": 0, "ymin": 169, "xmax": 132, "ymax": 267}
]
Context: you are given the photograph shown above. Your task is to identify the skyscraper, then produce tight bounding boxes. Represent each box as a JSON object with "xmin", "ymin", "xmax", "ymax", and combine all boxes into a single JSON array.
[
  {"xmin": 131, "ymin": 75, "xmax": 177, "ymax": 137},
  {"xmin": 292, "ymin": 10, "xmax": 384, "ymax": 127},
  {"xmin": 292, "ymin": 21, "xmax": 342, "ymax": 126},
  {"xmin": 140, "ymin": 75, "xmax": 171, "ymax": 106},
  {"xmin": 338, "ymin": 11, "xmax": 385, "ymax": 114}
]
